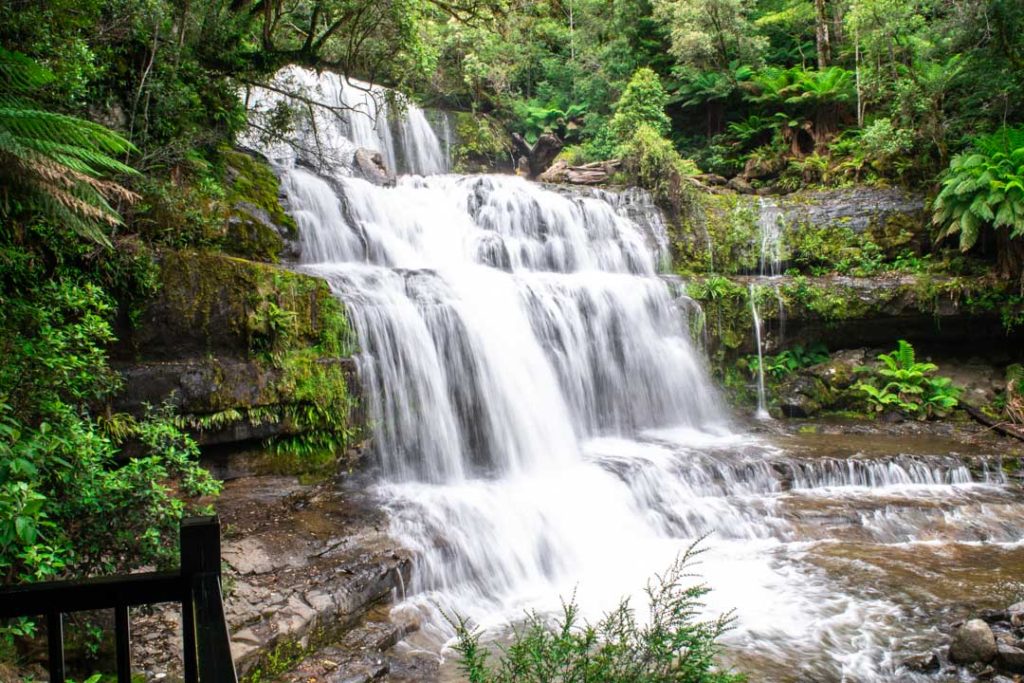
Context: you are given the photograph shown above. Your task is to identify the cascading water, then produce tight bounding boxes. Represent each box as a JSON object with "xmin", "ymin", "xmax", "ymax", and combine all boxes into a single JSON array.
[
  {"xmin": 750, "ymin": 283, "xmax": 770, "ymax": 420},
  {"xmin": 748, "ymin": 198, "xmax": 787, "ymax": 417},
  {"xmin": 245, "ymin": 66, "xmax": 448, "ymax": 176},
  {"xmin": 250, "ymin": 71, "xmax": 1024, "ymax": 682}
]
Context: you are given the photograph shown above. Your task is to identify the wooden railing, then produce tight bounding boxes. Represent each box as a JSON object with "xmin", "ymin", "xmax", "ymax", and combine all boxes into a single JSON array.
[{"xmin": 0, "ymin": 516, "xmax": 237, "ymax": 683}]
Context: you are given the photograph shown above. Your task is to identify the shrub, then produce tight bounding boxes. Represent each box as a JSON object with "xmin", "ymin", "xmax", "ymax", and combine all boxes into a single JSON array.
[
  {"xmin": 610, "ymin": 67, "xmax": 671, "ymax": 141},
  {"xmin": 453, "ymin": 544, "xmax": 744, "ymax": 683},
  {"xmin": 619, "ymin": 124, "xmax": 700, "ymax": 201}
]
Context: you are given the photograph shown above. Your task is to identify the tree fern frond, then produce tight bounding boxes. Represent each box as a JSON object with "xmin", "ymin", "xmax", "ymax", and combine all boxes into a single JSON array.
[{"xmin": 0, "ymin": 50, "xmax": 140, "ymax": 245}]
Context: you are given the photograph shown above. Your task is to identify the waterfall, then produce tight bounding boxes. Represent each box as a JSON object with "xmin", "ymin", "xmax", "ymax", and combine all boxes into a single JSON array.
[
  {"xmin": 248, "ymin": 70, "xmax": 1024, "ymax": 683},
  {"xmin": 747, "ymin": 198, "xmax": 787, "ymax": 418},
  {"xmin": 757, "ymin": 197, "xmax": 784, "ymax": 277},
  {"xmin": 244, "ymin": 66, "xmax": 448, "ymax": 176},
  {"xmin": 749, "ymin": 284, "xmax": 770, "ymax": 420}
]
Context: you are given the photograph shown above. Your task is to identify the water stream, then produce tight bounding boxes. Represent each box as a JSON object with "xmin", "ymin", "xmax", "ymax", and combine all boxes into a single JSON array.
[{"xmin": 250, "ymin": 70, "xmax": 1024, "ymax": 682}]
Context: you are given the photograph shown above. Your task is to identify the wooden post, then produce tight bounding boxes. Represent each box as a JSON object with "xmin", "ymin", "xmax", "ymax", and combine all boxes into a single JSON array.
[
  {"xmin": 180, "ymin": 516, "xmax": 220, "ymax": 683},
  {"xmin": 46, "ymin": 611, "xmax": 65, "ymax": 683},
  {"xmin": 115, "ymin": 603, "xmax": 131, "ymax": 683}
]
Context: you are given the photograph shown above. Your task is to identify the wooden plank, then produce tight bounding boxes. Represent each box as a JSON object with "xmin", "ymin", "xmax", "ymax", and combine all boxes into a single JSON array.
[
  {"xmin": 0, "ymin": 571, "xmax": 183, "ymax": 619},
  {"xmin": 194, "ymin": 573, "xmax": 238, "ymax": 683}
]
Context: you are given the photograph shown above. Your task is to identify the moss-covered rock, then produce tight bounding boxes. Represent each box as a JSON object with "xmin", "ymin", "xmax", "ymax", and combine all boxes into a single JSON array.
[
  {"xmin": 121, "ymin": 250, "xmax": 349, "ymax": 359},
  {"xmin": 114, "ymin": 250, "xmax": 360, "ymax": 449},
  {"xmin": 670, "ymin": 185, "xmax": 928, "ymax": 277},
  {"xmin": 687, "ymin": 273, "xmax": 1019, "ymax": 363},
  {"xmin": 221, "ymin": 149, "xmax": 298, "ymax": 262}
]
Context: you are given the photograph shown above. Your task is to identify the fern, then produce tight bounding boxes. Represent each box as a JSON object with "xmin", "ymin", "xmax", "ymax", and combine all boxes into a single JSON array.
[
  {"xmin": 933, "ymin": 126, "xmax": 1024, "ymax": 252},
  {"xmin": 0, "ymin": 48, "xmax": 138, "ymax": 246},
  {"xmin": 856, "ymin": 340, "xmax": 960, "ymax": 419}
]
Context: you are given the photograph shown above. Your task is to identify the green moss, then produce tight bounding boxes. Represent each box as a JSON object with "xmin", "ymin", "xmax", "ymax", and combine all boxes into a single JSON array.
[
  {"xmin": 158, "ymin": 250, "xmax": 343, "ymax": 354},
  {"xmin": 156, "ymin": 251, "xmax": 363, "ymax": 461},
  {"xmin": 220, "ymin": 149, "xmax": 297, "ymax": 262},
  {"xmin": 243, "ymin": 637, "xmax": 308, "ymax": 683},
  {"xmin": 673, "ymin": 193, "xmax": 761, "ymax": 275}
]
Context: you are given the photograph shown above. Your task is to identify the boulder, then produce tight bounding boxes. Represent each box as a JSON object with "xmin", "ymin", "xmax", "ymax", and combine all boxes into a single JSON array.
[
  {"xmin": 726, "ymin": 176, "xmax": 755, "ymax": 194},
  {"xmin": 949, "ymin": 619, "xmax": 998, "ymax": 664},
  {"xmin": 806, "ymin": 348, "xmax": 868, "ymax": 391},
  {"xmin": 696, "ymin": 173, "xmax": 727, "ymax": 186},
  {"xmin": 1009, "ymin": 601, "xmax": 1024, "ymax": 627},
  {"xmin": 353, "ymin": 148, "xmax": 393, "ymax": 186}
]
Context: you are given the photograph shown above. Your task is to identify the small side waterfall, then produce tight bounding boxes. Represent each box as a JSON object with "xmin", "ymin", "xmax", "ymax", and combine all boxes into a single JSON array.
[
  {"xmin": 748, "ymin": 198, "xmax": 787, "ymax": 417},
  {"xmin": 749, "ymin": 283, "xmax": 770, "ymax": 420}
]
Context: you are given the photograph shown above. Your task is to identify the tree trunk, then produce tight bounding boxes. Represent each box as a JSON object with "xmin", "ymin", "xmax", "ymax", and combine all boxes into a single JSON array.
[
  {"xmin": 814, "ymin": 0, "xmax": 831, "ymax": 69},
  {"xmin": 511, "ymin": 132, "xmax": 564, "ymax": 179},
  {"xmin": 996, "ymin": 227, "xmax": 1024, "ymax": 285}
]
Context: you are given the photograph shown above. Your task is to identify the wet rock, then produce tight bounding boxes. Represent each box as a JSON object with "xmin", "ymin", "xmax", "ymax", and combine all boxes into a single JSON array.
[
  {"xmin": 726, "ymin": 176, "xmax": 755, "ymax": 194},
  {"xmin": 776, "ymin": 374, "xmax": 830, "ymax": 417},
  {"xmin": 905, "ymin": 651, "xmax": 942, "ymax": 671},
  {"xmin": 950, "ymin": 619, "xmax": 998, "ymax": 664},
  {"xmin": 1007, "ymin": 601, "xmax": 1024, "ymax": 627},
  {"xmin": 902, "ymin": 651, "xmax": 940, "ymax": 673},
  {"xmin": 997, "ymin": 643, "xmax": 1024, "ymax": 673},
  {"xmin": 353, "ymin": 148, "xmax": 393, "ymax": 186},
  {"xmin": 777, "ymin": 186, "xmax": 925, "ymax": 235},
  {"xmin": 980, "ymin": 609, "xmax": 1010, "ymax": 624}
]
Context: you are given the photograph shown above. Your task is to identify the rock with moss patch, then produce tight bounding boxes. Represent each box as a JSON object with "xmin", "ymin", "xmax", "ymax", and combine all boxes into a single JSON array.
[{"xmin": 777, "ymin": 374, "xmax": 831, "ymax": 417}]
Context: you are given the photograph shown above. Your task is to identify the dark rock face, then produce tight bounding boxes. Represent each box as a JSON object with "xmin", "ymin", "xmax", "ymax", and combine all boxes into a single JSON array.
[
  {"xmin": 112, "ymin": 250, "xmax": 360, "ymax": 447},
  {"xmin": 950, "ymin": 619, "xmax": 998, "ymax": 664},
  {"xmin": 777, "ymin": 186, "xmax": 925, "ymax": 235},
  {"xmin": 996, "ymin": 643, "xmax": 1024, "ymax": 673}
]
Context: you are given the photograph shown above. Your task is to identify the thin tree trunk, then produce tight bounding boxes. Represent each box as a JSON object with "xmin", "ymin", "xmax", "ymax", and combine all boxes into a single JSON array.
[{"xmin": 814, "ymin": 0, "xmax": 831, "ymax": 69}]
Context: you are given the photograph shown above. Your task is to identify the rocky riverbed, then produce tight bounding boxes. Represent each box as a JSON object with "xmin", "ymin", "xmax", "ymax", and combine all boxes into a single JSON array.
[{"xmin": 126, "ymin": 454, "xmax": 412, "ymax": 681}]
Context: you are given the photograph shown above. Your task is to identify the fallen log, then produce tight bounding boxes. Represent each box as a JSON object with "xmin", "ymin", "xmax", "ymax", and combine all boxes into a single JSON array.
[{"xmin": 962, "ymin": 402, "xmax": 1024, "ymax": 442}]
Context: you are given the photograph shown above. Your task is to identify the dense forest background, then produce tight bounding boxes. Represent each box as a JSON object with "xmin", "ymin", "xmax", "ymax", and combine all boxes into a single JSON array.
[{"xmin": 1, "ymin": 0, "xmax": 1023, "ymax": 610}]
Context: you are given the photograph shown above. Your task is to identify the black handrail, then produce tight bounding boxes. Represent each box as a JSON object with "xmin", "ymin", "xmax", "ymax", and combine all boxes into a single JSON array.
[{"xmin": 0, "ymin": 516, "xmax": 237, "ymax": 683}]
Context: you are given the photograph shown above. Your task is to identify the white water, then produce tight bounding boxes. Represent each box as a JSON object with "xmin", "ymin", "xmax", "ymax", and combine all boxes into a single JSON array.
[
  {"xmin": 748, "ymin": 198, "xmax": 787, "ymax": 417},
  {"xmin": 250, "ymin": 75, "xmax": 1024, "ymax": 682},
  {"xmin": 245, "ymin": 66, "xmax": 448, "ymax": 176},
  {"xmin": 750, "ymin": 283, "xmax": 771, "ymax": 420}
]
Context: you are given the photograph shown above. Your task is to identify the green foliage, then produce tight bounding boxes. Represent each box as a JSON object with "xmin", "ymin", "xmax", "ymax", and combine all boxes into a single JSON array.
[
  {"xmin": 0, "ymin": 49, "xmax": 138, "ymax": 246},
  {"xmin": 855, "ymin": 340, "xmax": 960, "ymax": 419},
  {"xmin": 619, "ymin": 124, "xmax": 700, "ymax": 196},
  {"xmin": 933, "ymin": 126, "xmax": 1024, "ymax": 256},
  {"xmin": 610, "ymin": 68, "xmax": 672, "ymax": 140},
  {"xmin": 0, "ymin": 273, "xmax": 218, "ymax": 584},
  {"xmin": 453, "ymin": 545, "xmax": 744, "ymax": 683},
  {"xmin": 745, "ymin": 343, "xmax": 829, "ymax": 380}
]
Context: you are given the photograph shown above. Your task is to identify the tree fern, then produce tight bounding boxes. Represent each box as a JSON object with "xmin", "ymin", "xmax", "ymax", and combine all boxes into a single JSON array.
[
  {"xmin": 933, "ymin": 126, "xmax": 1024, "ymax": 252},
  {"xmin": 0, "ymin": 48, "xmax": 138, "ymax": 246}
]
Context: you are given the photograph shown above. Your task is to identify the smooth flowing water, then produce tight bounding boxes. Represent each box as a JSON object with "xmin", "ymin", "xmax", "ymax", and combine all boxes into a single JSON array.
[{"xmin": 251, "ymin": 72, "xmax": 1024, "ymax": 682}]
